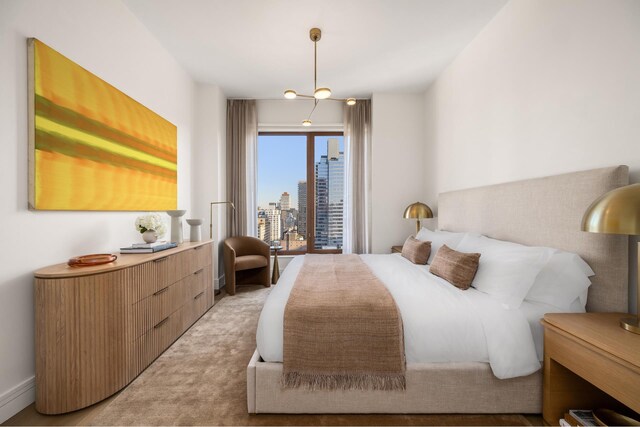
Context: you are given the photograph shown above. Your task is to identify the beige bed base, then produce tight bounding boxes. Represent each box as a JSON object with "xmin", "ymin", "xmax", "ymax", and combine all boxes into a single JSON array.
[
  {"xmin": 248, "ymin": 350, "xmax": 541, "ymax": 414},
  {"xmin": 247, "ymin": 166, "xmax": 629, "ymax": 414}
]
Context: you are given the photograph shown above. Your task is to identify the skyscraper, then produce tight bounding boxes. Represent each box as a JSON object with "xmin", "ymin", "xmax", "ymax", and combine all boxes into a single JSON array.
[
  {"xmin": 297, "ymin": 180, "xmax": 307, "ymax": 237},
  {"xmin": 279, "ymin": 192, "xmax": 291, "ymax": 211},
  {"xmin": 257, "ymin": 212, "xmax": 270, "ymax": 244},
  {"xmin": 314, "ymin": 139, "xmax": 344, "ymax": 249},
  {"xmin": 265, "ymin": 202, "xmax": 281, "ymax": 242}
]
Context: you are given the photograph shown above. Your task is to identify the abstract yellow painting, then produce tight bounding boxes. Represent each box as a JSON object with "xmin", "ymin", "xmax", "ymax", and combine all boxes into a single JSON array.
[{"xmin": 28, "ymin": 38, "xmax": 177, "ymax": 211}]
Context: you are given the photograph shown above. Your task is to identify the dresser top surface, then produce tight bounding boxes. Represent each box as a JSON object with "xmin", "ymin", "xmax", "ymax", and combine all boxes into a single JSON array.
[
  {"xmin": 543, "ymin": 312, "xmax": 640, "ymax": 368},
  {"xmin": 35, "ymin": 240, "xmax": 213, "ymax": 279}
]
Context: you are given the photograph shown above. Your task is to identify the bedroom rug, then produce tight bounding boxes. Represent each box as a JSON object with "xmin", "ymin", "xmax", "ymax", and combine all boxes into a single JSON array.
[{"xmin": 90, "ymin": 285, "xmax": 535, "ymax": 426}]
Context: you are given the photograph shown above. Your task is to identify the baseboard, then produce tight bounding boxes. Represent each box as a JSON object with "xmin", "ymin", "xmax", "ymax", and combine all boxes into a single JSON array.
[
  {"xmin": 0, "ymin": 376, "xmax": 35, "ymax": 424},
  {"xmin": 214, "ymin": 274, "xmax": 225, "ymax": 290}
]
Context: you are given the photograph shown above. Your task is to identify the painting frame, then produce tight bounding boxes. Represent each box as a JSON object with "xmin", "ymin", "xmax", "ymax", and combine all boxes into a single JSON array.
[{"xmin": 27, "ymin": 38, "xmax": 178, "ymax": 211}]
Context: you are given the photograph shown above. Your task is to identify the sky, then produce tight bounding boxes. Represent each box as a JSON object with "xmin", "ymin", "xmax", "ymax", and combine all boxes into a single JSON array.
[{"xmin": 257, "ymin": 134, "xmax": 343, "ymax": 209}]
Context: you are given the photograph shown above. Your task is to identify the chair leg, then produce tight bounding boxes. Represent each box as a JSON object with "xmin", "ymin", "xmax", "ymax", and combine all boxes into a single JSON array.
[{"xmin": 227, "ymin": 274, "xmax": 236, "ymax": 296}]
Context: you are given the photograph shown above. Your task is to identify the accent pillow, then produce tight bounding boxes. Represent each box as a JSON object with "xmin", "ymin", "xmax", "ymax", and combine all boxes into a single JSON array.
[
  {"xmin": 525, "ymin": 252, "xmax": 594, "ymax": 311},
  {"xmin": 415, "ymin": 228, "xmax": 466, "ymax": 264},
  {"xmin": 456, "ymin": 234, "xmax": 555, "ymax": 309},
  {"xmin": 429, "ymin": 245, "xmax": 481, "ymax": 290},
  {"xmin": 401, "ymin": 236, "xmax": 431, "ymax": 265}
]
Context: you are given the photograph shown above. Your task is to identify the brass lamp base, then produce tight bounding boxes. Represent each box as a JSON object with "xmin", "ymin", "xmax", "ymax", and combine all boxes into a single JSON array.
[{"xmin": 620, "ymin": 316, "xmax": 640, "ymax": 334}]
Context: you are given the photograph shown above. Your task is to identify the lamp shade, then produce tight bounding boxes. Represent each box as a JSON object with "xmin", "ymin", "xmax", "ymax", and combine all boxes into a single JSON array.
[
  {"xmin": 581, "ymin": 183, "xmax": 640, "ymax": 235},
  {"xmin": 403, "ymin": 202, "xmax": 433, "ymax": 220},
  {"xmin": 314, "ymin": 87, "xmax": 331, "ymax": 99}
]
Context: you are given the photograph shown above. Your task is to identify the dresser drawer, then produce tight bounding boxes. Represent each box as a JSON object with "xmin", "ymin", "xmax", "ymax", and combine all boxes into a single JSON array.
[
  {"xmin": 129, "ymin": 255, "xmax": 174, "ymax": 303},
  {"xmin": 131, "ymin": 277, "xmax": 189, "ymax": 339},
  {"xmin": 191, "ymin": 244, "xmax": 212, "ymax": 273},
  {"xmin": 189, "ymin": 267, "xmax": 210, "ymax": 298},
  {"xmin": 166, "ymin": 250, "xmax": 189, "ymax": 285},
  {"xmin": 134, "ymin": 305, "xmax": 185, "ymax": 373},
  {"xmin": 183, "ymin": 286, "xmax": 208, "ymax": 331}
]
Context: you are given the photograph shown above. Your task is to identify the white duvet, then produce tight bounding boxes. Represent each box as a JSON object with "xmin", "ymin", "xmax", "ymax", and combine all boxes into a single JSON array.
[{"xmin": 257, "ymin": 254, "xmax": 551, "ymax": 379}]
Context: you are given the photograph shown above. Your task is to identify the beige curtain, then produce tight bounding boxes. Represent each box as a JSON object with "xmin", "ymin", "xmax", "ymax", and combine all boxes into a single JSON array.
[
  {"xmin": 226, "ymin": 100, "xmax": 257, "ymax": 237},
  {"xmin": 343, "ymin": 99, "xmax": 372, "ymax": 254}
]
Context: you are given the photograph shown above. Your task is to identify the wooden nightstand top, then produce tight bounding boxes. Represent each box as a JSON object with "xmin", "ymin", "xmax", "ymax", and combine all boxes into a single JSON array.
[
  {"xmin": 543, "ymin": 313, "xmax": 640, "ymax": 369},
  {"xmin": 391, "ymin": 245, "xmax": 403, "ymax": 253}
]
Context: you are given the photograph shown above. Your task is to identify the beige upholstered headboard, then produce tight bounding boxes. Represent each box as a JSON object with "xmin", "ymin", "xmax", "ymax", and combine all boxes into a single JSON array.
[{"xmin": 438, "ymin": 166, "xmax": 629, "ymax": 313}]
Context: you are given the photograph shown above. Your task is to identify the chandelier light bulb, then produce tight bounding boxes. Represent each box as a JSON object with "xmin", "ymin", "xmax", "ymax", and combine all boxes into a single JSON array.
[
  {"xmin": 346, "ymin": 98, "xmax": 356, "ymax": 106},
  {"xmin": 284, "ymin": 90, "xmax": 297, "ymax": 99},
  {"xmin": 314, "ymin": 87, "xmax": 331, "ymax": 99},
  {"xmin": 302, "ymin": 119, "xmax": 312, "ymax": 126}
]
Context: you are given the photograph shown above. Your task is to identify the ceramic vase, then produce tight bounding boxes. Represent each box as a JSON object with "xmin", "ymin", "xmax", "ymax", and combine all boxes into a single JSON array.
[
  {"xmin": 142, "ymin": 230, "xmax": 158, "ymax": 243},
  {"xmin": 166, "ymin": 210, "xmax": 187, "ymax": 244},
  {"xmin": 186, "ymin": 219, "xmax": 202, "ymax": 242}
]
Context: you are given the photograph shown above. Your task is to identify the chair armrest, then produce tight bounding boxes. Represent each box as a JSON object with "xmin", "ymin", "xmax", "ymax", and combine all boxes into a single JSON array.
[
  {"xmin": 255, "ymin": 239, "xmax": 270, "ymax": 258},
  {"xmin": 223, "ymin": 241, "xmax": 236, "ymax": 276}
]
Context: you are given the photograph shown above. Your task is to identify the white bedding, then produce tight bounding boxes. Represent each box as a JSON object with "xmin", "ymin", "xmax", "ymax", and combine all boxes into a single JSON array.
[{"xmin": 256, "ymin": 254, "xmax": 573, "ymax": 379}]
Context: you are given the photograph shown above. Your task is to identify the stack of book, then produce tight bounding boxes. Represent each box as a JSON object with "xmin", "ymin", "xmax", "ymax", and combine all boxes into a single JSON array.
[
  {"xmin": 120, "ymin": 241, "xmax": 177, "ymax": 254},
  {"xmin": 560, "ymin": 410, "xmax": 598, "ymax": 426}
]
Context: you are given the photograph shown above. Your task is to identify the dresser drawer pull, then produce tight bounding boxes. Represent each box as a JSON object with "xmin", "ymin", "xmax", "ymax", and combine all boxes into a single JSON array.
[
  {"xmin": 194, "ymin": 269, "xmax": 204, "ymax": 275},
  {"xmin": 194, "ymin": 246, "xmax": 203, "ymax": 250},
  {"xmin": 153, "ymin": 257, "xmax": 169, "ymax": 263},
  {"xmin": 153, "ymin": 286, "xmax": 169, "ymax": 296},
  {"xmin": 154, "ymin": 317, "xmax": 170, "ymax": 329},
  {"xmin": 194, "ymin": 291, "xmax": 205, "ymax": 300}
]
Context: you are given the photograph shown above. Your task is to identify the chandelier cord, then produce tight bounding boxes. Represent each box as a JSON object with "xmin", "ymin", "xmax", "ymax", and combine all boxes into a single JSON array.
[{"xmin": 307, "ymin": 99, "xmax": 319, "ymax": 121}]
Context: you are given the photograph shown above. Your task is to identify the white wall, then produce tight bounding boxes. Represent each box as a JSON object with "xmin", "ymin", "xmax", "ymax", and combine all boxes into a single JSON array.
[
  {"xmin": 257, "ymin": 99, "xmax": 343, "ymax": 131},
  {"xmin": 192, "ymin": 84, "xmax": 227, "ymax": 289},
  {"xmin": 371, "ymin": 93, "xmax": 426, "ymax": 253},
  {"xmin": 0, "ymin": 0, "xmax": 196, "ymax": 421},
  {"xmin": 423, "ymin": 0, "xmax": 640, "ymax": 311}
]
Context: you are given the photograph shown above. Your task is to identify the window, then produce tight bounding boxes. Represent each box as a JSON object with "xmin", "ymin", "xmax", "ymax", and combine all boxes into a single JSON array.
[{"xmin": 257, "ymin": 132, "xmax": 344, "ymax": 254}]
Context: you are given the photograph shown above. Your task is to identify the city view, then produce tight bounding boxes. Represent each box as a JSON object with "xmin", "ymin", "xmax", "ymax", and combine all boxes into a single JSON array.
[{"xmin": 257, "ymin": 134, "xmax": 344, "ymax": 252}]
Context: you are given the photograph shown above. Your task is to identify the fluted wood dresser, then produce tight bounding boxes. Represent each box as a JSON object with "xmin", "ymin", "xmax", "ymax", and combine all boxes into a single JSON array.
[{"xmin": 34, "ymin": 240, "xmax": 214, "ymax": 414}]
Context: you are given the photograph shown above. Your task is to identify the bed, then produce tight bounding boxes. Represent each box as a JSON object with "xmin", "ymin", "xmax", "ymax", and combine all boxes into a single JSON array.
[{"xmin": 247, "ymin": 165, "xmax": 629, "ymax": 414}]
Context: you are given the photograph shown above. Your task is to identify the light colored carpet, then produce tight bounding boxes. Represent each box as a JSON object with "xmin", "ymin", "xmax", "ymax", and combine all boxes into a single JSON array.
[{"xmin": 91, "ymin": 285, "xmax": 534, "ymax": 426}]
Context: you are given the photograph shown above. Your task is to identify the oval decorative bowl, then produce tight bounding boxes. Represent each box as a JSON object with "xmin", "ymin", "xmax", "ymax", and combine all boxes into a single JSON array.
[{"xmin": 68, "ymin": 254, "xmax": 118, "ymax": 267}]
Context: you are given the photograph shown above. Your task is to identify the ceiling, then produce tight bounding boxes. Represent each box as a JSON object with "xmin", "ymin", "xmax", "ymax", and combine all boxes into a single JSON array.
[{"xmin": 123, "ymin": 0, "xmax": 507, "ymax": 99}]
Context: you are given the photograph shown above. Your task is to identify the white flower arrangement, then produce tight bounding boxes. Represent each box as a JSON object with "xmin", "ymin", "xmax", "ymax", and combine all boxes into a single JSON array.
[{"xmin": 135, "ymin": 213, "xmax": 167, "ymax": 237}]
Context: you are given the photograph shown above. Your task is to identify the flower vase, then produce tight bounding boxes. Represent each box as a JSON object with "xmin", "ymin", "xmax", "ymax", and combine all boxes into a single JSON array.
[{"xmin": 142, "ymin": 230, "xmax": 158, "ymax": 243}]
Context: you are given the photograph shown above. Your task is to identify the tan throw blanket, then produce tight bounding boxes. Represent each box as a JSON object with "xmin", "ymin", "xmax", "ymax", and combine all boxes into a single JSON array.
[{"xmin": 283, "ymin": 254, "xmax": 406, "ymax": 391}]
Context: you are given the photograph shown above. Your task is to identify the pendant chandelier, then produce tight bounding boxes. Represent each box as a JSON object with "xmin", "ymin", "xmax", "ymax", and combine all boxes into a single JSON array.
[{"xmin": 283, "ymin": 28, "xmax": 356, "ymax": 126}]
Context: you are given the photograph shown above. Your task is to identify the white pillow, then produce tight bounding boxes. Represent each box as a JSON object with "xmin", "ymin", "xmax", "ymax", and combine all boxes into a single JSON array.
[
  {"xmin": 525, "ymin": 252, "xmax": 594, "ymax": 311},
  {"xmin": 415, "ymin": 228, "xmax": 466, "ymax": 264},
  {"xmin": 456, "ymin": 234, "xmax": 555, "ymax": 309}
]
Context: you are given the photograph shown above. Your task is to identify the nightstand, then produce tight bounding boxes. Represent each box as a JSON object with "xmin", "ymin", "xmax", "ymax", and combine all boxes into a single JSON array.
[
  {"xmin": 391, "ymin": 245, "xmax": 402, "ymax": 253},
  {"xmin": 541, "ymin": 313, "xmax": 640, "ymax": 426}
]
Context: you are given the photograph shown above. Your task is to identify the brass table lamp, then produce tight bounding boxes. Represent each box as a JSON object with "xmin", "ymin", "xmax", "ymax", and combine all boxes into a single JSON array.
[
  {"xmin": 403, "ymin": 202, "xmax": 433, "ymax": 234},
  {"xmin": 582, "ymin": 183, "xmax": 640, "ymax": 333}
]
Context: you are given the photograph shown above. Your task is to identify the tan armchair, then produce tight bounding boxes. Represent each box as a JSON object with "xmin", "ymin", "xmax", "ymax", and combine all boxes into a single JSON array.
[{"xmin": 223, "ymin": 236, "xmax": 271, "ymax": 295}]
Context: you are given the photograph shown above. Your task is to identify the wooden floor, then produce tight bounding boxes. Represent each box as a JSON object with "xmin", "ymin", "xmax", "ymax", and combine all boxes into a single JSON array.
[
  {"xmin": 2, "ymin": 288, "xmax": 543, "ymax": 426},
  {"xmin": 3, "ymin": 394, "xmax": 118, "ymax": 426}
]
